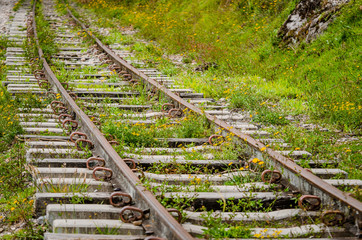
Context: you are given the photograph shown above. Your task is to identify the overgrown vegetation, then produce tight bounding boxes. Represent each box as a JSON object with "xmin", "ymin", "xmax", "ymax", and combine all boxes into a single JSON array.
[
  {"xmin": 35, "ymin": 0, "xmax": 58, "ymax": 60},
  {"xmin": 201, "ymin": 212, "xmax": 252, "ymax": 239},
  {"xmin": 5, "ymin": 0, "xmax": 355, "ymax": 238},
  {"xmin": 0, "ymin": 7, "xmax": 44, "ymax": 238},
  {"xmin": 0, "ymin": 144, "xmax": 44, "ymax": 239},
  {"xmin": 0, "ymin": 38, "xmax": 23, "ymax": 152},
  {"xmin": 0, "ymin": 38, "xmax": 32, "ymax": 237},
  {"xmin": 276, "ymin": 125, "xmax": 362, "ymax": 181},
  {"xmin": 13, "ymin": 0, "xmax": 26, "ymax": 11},
  {"xmin": 103, "ymin": 111, "xmax": 211, "ymax": 148},
  {"xmin": 69, "ymin": 0, "xmax": 361, "ymax": 197},
  {"xmin": 75, "ymin": 0, "xmax": 361, "ymax": 130}
]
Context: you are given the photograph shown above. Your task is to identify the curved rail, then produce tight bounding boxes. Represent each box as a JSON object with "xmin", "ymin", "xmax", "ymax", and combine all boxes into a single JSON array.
[
  {"xmin": 31, "ymin": 1, "xmax": 193, "ymax": 239},
  {"xmin": 65, "ymin": 5, "xmax": 362, "ymax": 226}
]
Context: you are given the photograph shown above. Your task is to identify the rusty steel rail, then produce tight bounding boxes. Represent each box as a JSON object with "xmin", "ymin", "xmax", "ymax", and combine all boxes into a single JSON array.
[
  {"xmin": 31, "ymin": 1, "xmax": 194, "ymax": 239},
  {"xmin": 66, "ymin": 6, "xmax": 362, "ymax": 228}
]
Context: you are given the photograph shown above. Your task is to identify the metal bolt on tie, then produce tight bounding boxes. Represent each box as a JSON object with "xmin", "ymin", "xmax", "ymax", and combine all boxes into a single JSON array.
[
  {"xmin": 70, "ymin": 132, "xmax": 88, "ymax": 143},
  {"xmin": 53, "ymin": 106, "xmax": 68, "ymax": 115},
  {"xmin": 298, "ymin": 195, "xmax": 321, "ymax": 211},
  {"xmin": 261, "ymin": 170, "xmax": 282, "ymax": 183},
  {"xmin": 33, "ymin": 69, "xmax": 44, "ymax": 74},
  {"xmin": 93, "ymin": 167, "xmax": 113, "ymax": 181},
  {"xmin": 86, "ymin": 157, "xmax": 105, "ymax": 170},
  {"xmin": 167, "ymin": 208, "xmax": 182, "ymax": 223},
  {"xmin": 129, "ymin": 79, "xmax": 139, "ymax": 86},
  {"xmin": 161, "ymin": 103, "xmax": 175, "ymax": 113},
  {"xmin": 110, "ymin": 192, "xmax": 132, "ymax": 207},
  {"xmin": 75, "ymin": 138, "xmax": 94, "ymax": 151},
  {"xmin": 50, "ymin": 100, "xmax": 64, "ymax": 109},
  {"xmin": 68, "ymin": 92, "xmax": 78, "ymax": 100},
  {"xmin": 109, "ymin": 140, "xmax": 119, "ymax": 146},
  {"xmin": 119, "ymin": 206, "xmax": 144, "ymax": 223},
  {"xmin": 168, "ymin": 108, "xmax": 183, "ymax": 118},
  {"xmin": 62, "ymin": 119, "xmax": 78, "ymax": 130},
  {"xmin": 321, "ymin": 210, "xmax": 345, "ymax": 226},
  {"xmin": 37, "ymin": 76, "xmax": 48, "ymax": 85},
  {"xmin": 122, "ymin": 158, "xmax": 136, "ymax": 169},
  {"xmin": 38, "ymin": 80, "xmax": 49, "ymax": 89},
  {"xmin": 34, "ymin": 70, "xmax": 45, "ymax": 79},
  {"xmin": 58, "ymin": 114, "xmax": 73, "ymax": 122},
  {"xmin": 92, "ymin": 119, "xmax": 102, "ymax": 128},
  {"xmin": 61, "ymin": 82, "xmax": 69, "ymax": 90},
  {"xmin": 208, "ymin": 134, "xmax": 225, "ymax": 146},
  {"xmin": 38, "ymin": 82, "xmax": 48, "ymax": 89},
  {"xmin": 123, "ymin": 74, "xmax": 132, "ymax": 80}
]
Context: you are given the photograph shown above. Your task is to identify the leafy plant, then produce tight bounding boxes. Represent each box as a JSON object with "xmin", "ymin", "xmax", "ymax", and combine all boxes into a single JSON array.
[{"xmin": 201, "ymin": 211, "xmax": 252, "ymax": 239}]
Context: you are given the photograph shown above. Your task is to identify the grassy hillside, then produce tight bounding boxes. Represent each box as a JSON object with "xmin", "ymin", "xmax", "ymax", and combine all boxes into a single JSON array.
[{"xmin": 76, "ymin": 0, "xmax": 361, "ymax": 130}]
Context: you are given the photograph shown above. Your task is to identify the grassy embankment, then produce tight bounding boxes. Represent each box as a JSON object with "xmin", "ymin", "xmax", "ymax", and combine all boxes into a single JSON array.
[
  {"xmin": 0, "ymin": 0, "xmax": 47, "ymax": 237},
  {"xmin": 0, "ymin": 37, "xmax": 39, "ymax": 239},
  {"xmin": 72, "ymin": 0, "xmax": 361, "ymax": 183},
  {"xmin": 76, "ymin": 0, "xmax": 361, "ymax": 129}
]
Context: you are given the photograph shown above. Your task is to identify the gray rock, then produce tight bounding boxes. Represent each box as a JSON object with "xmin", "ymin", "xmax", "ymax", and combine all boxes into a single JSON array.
[{"xmin": 278, "ymin": 0, "xmax": 350, "ymax": 45}]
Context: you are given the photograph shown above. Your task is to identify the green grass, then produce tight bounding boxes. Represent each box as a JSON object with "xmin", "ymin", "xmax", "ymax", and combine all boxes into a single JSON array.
[
  {"xmin": 201, "ymin": 211, "xmax": 252, "ymax": 239},
  {"xmin": 0, "ymin": 80, "xmax": 43, "ymax": 238},
  {"xmin": 275, "ymin": 125, "xmax": 362, "ymax": 180},
  {"xmin": 0, "ymin": 88, "xmax": 23, "ymax": 151},
  {"xmin": 0, "ymin": 24, "xmax": 44, "ymax": 240},
  {"xmin": 0, "ymin": 37, "xmax": 23, "ymax": 152},
  {"xmin": 35, "ymin": 0, "xmax": 58, "ymax": 61},
  {"xmin": 13, "ymin": 0, "xmax": 26, "ymax": 11},
  {"xmin": 102, "ymin": 111, "xmax": 212, "ymax": 148},
  {"xmin": 74, "ymin": 0, "xmax": 361, "ymax": 130}
]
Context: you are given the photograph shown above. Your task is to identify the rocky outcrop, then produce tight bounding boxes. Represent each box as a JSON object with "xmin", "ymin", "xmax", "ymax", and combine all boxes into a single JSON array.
[{"xmin": 278, "ymin": 0, "xmax": 350, "ymax": 45}]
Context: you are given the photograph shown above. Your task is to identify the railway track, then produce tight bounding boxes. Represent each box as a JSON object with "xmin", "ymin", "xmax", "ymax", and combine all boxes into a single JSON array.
[{"xmin": 2, "ymin": 0, "xmax": 361, "ymax": 239}]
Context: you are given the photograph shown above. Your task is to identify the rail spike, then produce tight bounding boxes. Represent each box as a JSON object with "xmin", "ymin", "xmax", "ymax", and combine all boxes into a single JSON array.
[
  {"xmin": 298, "ymin": 195, "xmax": 321, "ymax": 211},
  {"xmin": 261, "ymin": 170, "xmax": 282, "ymax": 183},
  {"xmin": 167, "ymin": 208, "xmax": 182, "ymax": 223},
  {"xmin": 58, "ymin": 114, "xmax": 73, "ymax": 123},
  {"xmin": 168, "ymin": 108, "xmax": 183, "ymax": 118},
  {"xmin": 119, "ymin": 206, "xmax": 144, "ymax": 224},
  {"xmin": 110, "ymin": 192, "xmax": 132, "ymax": 207},
  {"xmin": 161, "ymin": 103, "xmax": 175, "ymax": 112},
  {"xmin": 92, "ymin": 167, "xmax": 113, "ymax": 181},
  {"xmin": 75, "ymin": 138, "xmax": 94, "ymax": 151},
  {"xmin": 122, "ymin": 158, "xmax": 136, "ymax": 169},
  {"xmin": 86, "ymin": 157, "xmax": 106, "ymax": 170},
  {"xmin": 69, "ymin": 131, "xmax": 88, "ymax": 143},
  {"xmin": 321, "ymin": 210, "xmax": 345, "ymax": 226},
  {"xmin": 208, "ymin": 134, "xmax": 225, "ymax": 146},
  {"xmin": 62, "ymin": 119, "xmax": 78, "ymax": 132}
]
